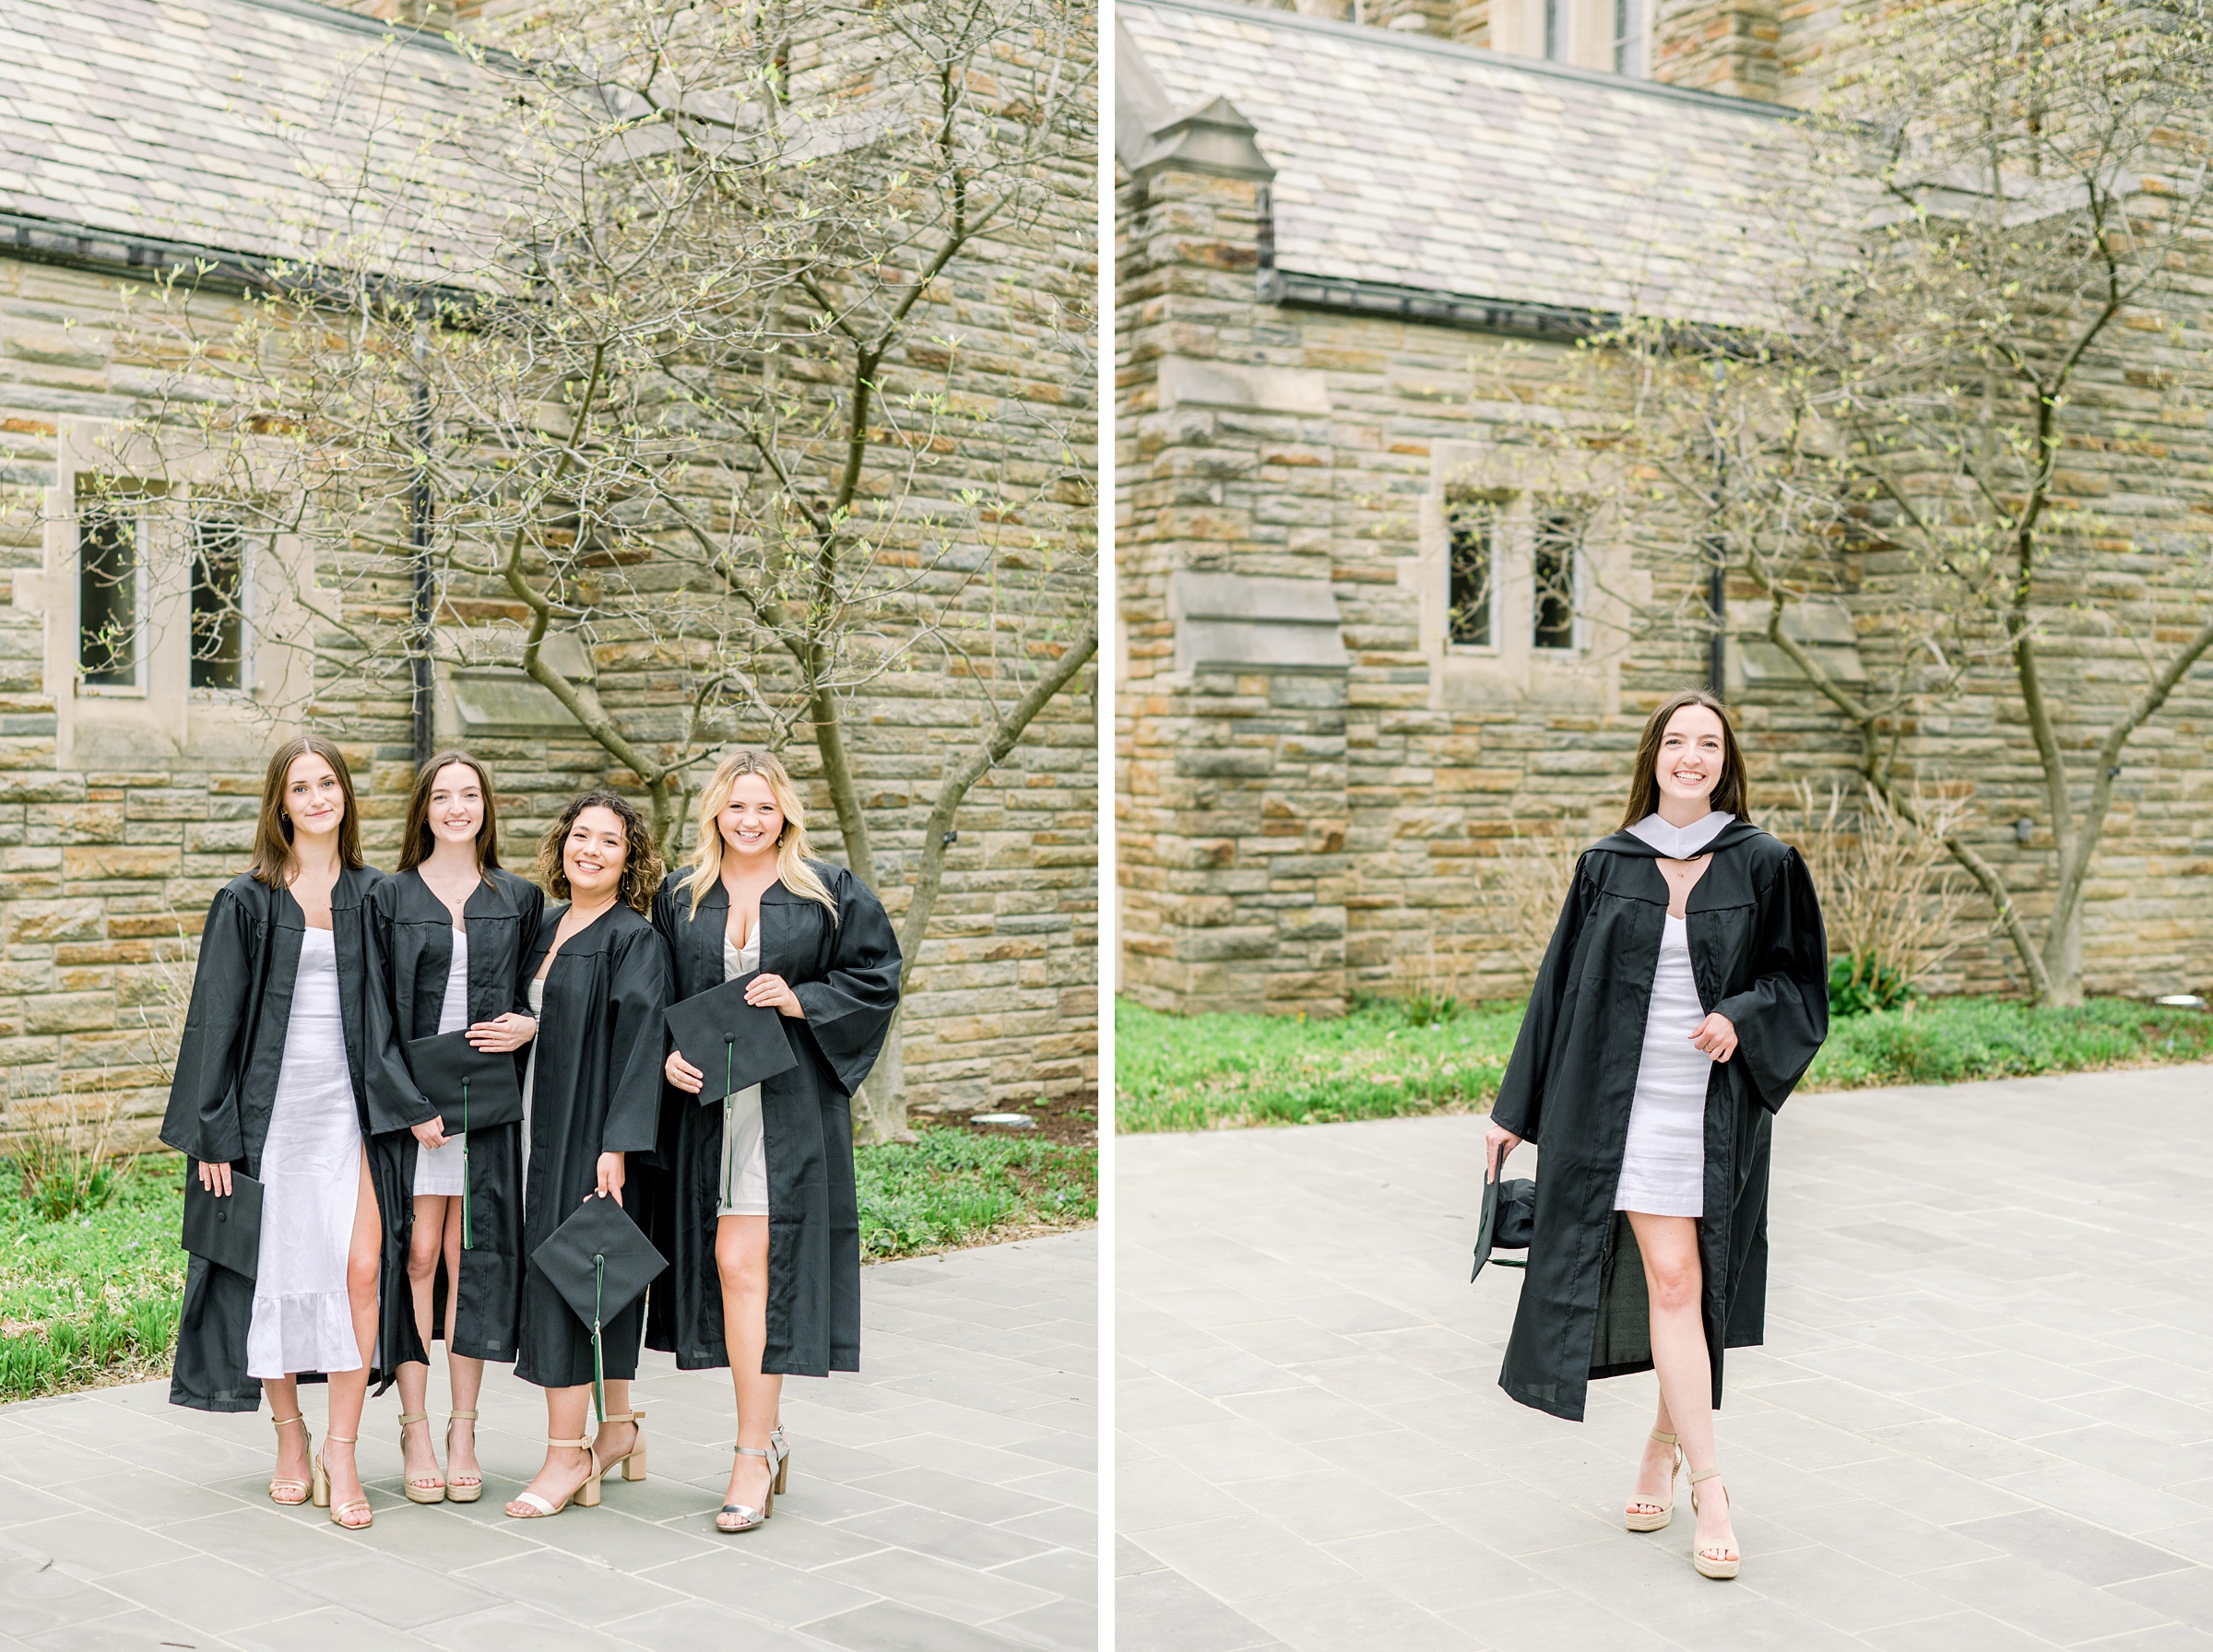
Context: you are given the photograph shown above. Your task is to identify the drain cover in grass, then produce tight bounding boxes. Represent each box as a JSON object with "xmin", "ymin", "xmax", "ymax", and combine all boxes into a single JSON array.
[{"xmin": 969, "ymin": 1113, "xmax": 1037, "ymax": 1128}]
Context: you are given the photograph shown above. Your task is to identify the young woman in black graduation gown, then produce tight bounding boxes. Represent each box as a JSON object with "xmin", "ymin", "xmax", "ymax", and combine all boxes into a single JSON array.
[
  {"xmin": 503, "ymin": 792, "xmax": 671, "ymax": 1520},
  {"xmin": 366, "ymin": 752, "xmax": 542, "ymax": 1504},
  {"xmin": 162, "ymin": 736, "xmax": 401, "ymax": 1531},
  {"xmin": 653, "ymin": 749, "xmax": 902, "ymax": 1533},
  {"xmin": 1485, "ymin": 690, "xmax": 1828, "ymax": 1581}
]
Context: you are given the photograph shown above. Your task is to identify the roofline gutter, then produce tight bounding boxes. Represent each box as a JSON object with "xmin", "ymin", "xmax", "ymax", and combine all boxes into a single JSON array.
[
  {"xmin": 0, "ymin": 209, "xmax": 279, "ymax": 295},
  {"xmin": 1262, "ymin": 268, "xmax": 1612, "ymax": 339}
]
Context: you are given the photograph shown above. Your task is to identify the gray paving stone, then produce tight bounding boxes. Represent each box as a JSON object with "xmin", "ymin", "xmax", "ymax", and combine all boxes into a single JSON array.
[
  {"xmin": 1118, "ymin": 1068, "xmax": 2213, "ymax": 1652},
  {"xmin": 0, "ymin": 1232, "xmax": 1095, "ymax": 1651}
]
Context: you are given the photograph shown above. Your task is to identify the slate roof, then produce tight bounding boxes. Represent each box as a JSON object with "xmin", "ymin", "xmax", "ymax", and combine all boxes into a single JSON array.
[
  {"xmin": 0, "ymin": 0, "xmax": 477, "ymax": 271},
  {"xmin": 1118, "ymin": 0, "xmax": 1814, "ymax": 327}
]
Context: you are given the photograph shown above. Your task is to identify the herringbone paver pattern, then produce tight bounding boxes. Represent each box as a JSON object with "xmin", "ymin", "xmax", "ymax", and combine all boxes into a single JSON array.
[{"xmin": 1118, "ymin": 1068, "xmax": 2213, "ymax": 1651}]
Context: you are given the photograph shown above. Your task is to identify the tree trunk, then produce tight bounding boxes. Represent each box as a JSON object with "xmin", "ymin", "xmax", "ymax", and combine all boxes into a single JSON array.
[{"xmin": 854, "ymin": 1008, "xmax": 910, "ymax": 1147}]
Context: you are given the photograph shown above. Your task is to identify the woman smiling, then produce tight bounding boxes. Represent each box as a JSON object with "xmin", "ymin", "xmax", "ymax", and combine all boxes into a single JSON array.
[{"xmin": 503, "ymin": 792, "xmax": 671, "ymax": 1519}]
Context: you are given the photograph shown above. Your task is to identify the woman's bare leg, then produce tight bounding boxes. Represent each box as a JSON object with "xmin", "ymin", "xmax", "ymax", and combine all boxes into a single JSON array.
[
  {"xmin": 396, "ymin": 1193, "xmax": 447, "ymax": 1491},
  {"xmin": 263, "ymin": 1373, "xmax": 310, "ymax": 1488},
  {"xmin": 1627, "ymin": 1210, "xmax": 1735, "ymax": 1563},
  {"xmin": 716, "ymin": 1214, "xmax": 781, "ymax": 1511},
  {"xmin": 442, "ymin": 1210, "xmax": 485, "ymax": 1486},
  {"xmin": 320, "ymin": 1150, "xmax": 382, "ymax": 1526},
  {"xmin": 589, "ymin": 1378, "xmax": 635, "ymax": 1470}
]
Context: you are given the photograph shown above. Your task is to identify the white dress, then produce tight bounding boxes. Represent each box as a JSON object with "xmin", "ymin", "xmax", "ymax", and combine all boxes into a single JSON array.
[
  {"xmin": 247, "ymin": 927, "xmax": 364, "ymax": 1378},
  {"xmin": 1613, "ymin": 914, "xmax": 1712, "ymax": 1218},
  {"xmin": 411, "ymin": 930, "xmax": 469, "ymax": 1197},
  {"xmin": 718, "ymin": 934, "xmax": 772, "ymax": 1217}
]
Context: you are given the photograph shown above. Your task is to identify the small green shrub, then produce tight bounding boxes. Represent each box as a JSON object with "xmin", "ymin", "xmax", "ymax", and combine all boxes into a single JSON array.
[
  {"xmin": 854, "ymin": 1127, "xmax": 1095, "ymax": 1259},
  {"xmin": 1828, "ymin": 953, "xmax": 1916, "ymax": 1018}
]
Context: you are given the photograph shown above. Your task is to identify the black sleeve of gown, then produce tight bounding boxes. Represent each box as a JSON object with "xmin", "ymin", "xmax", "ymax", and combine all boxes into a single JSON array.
[
  {"xmin": 159, "ymin": 888, "xmax": 256, "ymax": 1163},
  {"xmin": 361, "ymin": 882, "xmax": 437, "ymax": 1136},
  {"xmin": 602, "ymin": 921, "xmax": 671, "ymax": 1156},
  {"xmin": 512, "ymin": 878, "xmax": 548, "ymax": 1021},
  {"xmin": 1486, "ymin": 856, "xmax": 1592, "ymax": 1147},
  {"xmin": 789, "ymin": 872, "xmax": 904, "ymax": 1098},
  {"xmin": 1712, "ymin": 846, "xmax": 1829, "ymax": 1115}
]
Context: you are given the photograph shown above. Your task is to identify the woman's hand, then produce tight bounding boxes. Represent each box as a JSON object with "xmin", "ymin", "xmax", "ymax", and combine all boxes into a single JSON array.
[
  {"xmin": 411, "ymin": 1116, "xmax": 451, "ymax": 1150},
  {"xmin": 1483, "ymin": 1125, "xmax": 1521, "ymax": 1183},
  {"xmin": 1689, "ymin": 1011, "xmax": 1738, "ymax": 1062},
  {"xmin": 467, "ymin": 1013, "xmax": 537, "ymax": 1053},
  {"xmin": 665, "ymin": 1049, "xmax": 704, "ymax": 1093},
  {"xmin": 595, "ymin": 1151, "xmax": 625, "ymax": 1204},
  {"xmin": 745, "ymin": 972, "xmax": 805, "ymax": 1020},
  {"xmin": 196, "ymin": 1160, "xmax": 233, "ymax": 1197}
]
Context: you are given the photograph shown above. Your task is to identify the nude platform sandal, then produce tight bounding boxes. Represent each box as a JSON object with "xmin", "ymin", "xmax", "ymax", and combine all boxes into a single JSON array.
[
  {"xmin": 396, "ymin": 1410, "xmax": 445, "ymax": 1504},
  {"xmin": 267, "ymin": 1412, "xmax": 312, "ymax": 1506},
  {"xmin": 771, "ymin": 1424, "xmax": 790, "ymax": 1496},
  {"xmin": 444, "ymin": 1410, "xmax": 482, "ymax": 1504},
  {"xmin": 1626, "ymin": 1428, "xmax": 1680, "ymax": 1532},
  {"xmin": 312, "ymin": 1433, "xmax": 373, "ymax": 1529},
  {"xmin": 1687, "ymin": 1466, "xmax": 1740, "ymax": 1579},
  {"xmin": 503, "ymin": 1435, "xmax": 603, "ymax": 1518},
  {"xmin": 593, "ymin": 1409, "xmax": 647, "ymax": 1486}
]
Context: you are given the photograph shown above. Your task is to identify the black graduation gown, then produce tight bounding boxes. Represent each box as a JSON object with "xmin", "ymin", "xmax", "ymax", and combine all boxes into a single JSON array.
[
  {"xmin": 643, "ymin": 864, "xmax": 902, "ymax": 1377},
  {"xmin": 160, "ymin": 867, "xmax": 413, "ymax": 1412},
  {"xmin": 364, "ymin": 867, "xmax": 545, "ymax": 1364},
  {"xmin": 1487, "ymin": 820, "xmax": 1828, "ymax": 1422},
  {"xmin": 514, "ymin": 902, "xmax": 670, "ymax": 1389}
]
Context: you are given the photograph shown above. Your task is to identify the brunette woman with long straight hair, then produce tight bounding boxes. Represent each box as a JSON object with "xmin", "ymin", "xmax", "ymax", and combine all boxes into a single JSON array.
[
  {"xmin": 1485, "ymin": 690, "xmax": 1828, "ymax": 1580},
  {"xmin": 649, "ymin": 749, "xmax": 902, "ymax": 1533},
  {"xmin": 366, "ymin": 752, "xmax": 543, "ymax": 1504},
  {"xmin": 163, "ymin": 735, "xmax": 406, "ymax": 1531}
]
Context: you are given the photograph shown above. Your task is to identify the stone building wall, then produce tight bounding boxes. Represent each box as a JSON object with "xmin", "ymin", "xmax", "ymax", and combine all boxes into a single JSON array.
[
  {"xmin": 0, "ymin": 177, "xmax": 1097, "ymax": 1142},
  {"xmin": 1116, "ymin": 96, "xmax": 2213, "ymax": 1016}
]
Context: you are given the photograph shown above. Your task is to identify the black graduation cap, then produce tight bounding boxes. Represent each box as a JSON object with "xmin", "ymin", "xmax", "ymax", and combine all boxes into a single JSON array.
[
  {"xmin": 1470, "ymin": 1148, "xmax": 1536, "ymax": 1283},
  {"xmin": 662, "ymin": 974, "xmax": 799, "ymax": 1106},
  {"xmin": 405, "ymin": 1029, "xmax": 527, "ymax": 1250},
  {"xmin": 182, "ymin": 1169, "xmax": 264, "ymax": 1280},
  {"xmin": 530, "ymin": 1192, "xmax": 668, "ymax": 1422}
]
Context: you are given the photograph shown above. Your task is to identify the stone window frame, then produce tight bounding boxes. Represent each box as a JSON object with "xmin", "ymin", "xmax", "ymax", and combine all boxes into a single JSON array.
[
  {"xmin": 24, "ymin": 417, "xmax": 318, "ymax": 769},
  {"xmin": 1408, "ymin": 437, "xmax": 1642, "ymax": 713},
  {"xmin": 1495, "ymin": 0, "xmax": 1647, "ymax": 76}
]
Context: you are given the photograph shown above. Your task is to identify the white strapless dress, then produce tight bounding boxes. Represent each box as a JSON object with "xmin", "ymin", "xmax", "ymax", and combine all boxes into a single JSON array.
[{"xmin": 1612, "ymin": 914, "xmax": 1710, "ymax": 1218}]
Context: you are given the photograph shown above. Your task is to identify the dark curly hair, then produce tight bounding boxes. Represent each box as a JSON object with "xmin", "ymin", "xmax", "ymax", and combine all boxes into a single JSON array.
[{"xmin": 535, "ymin": 790, "xmax": 662, "ymax": 914}]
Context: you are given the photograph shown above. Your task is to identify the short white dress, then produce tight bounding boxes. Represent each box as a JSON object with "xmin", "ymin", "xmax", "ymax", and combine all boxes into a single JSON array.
[
  {"xmin": 1611, "ymin": 810, "xmax": 1734, "ymax": 1220},
  {"xmin": 247, "ymin": 927, "xmax": 364, "ymax": 1378},
  {"xmin": 411, "ymin": 930, "xmax": 469, "ymax": 1197},
  {"xmin": 718, "ymin": 933, "xmax": 771, "ymax": 1217}
]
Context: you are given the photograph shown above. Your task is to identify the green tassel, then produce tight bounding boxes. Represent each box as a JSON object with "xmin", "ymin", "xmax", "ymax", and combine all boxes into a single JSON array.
[
  {"xmin": 724, "ymin": 1035, "xmax": 736, "ymax": 1209},
  {"xmin": 592, "ymin": 1253, "xmax": 606, "ymax": 1426},
  {"xmin": 460, "ymin": 1077, "xmax": 471, "ymax": 1252}
]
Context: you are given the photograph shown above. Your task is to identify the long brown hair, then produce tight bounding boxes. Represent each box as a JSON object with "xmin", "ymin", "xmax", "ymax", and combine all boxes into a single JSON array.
[
  {"xmin": 397, "ymin": 750, "xmax": 502, "ymax": 874},
  {"xmin": 1619, "ymin": 689, "xmax": 1751, "ymax": 829},
  {"xmin": 534, "ymin": 790, "xmax": 662, "ymax": 914},
  {"xmin": 248, "ymin": 735, "xmax": 365, "ymax": 886}
]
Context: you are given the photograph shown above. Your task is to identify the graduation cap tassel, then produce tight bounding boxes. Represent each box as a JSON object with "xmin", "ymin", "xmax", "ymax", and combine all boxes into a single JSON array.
[
  {"xmin": 460, "ymin": 1077, "xmax": 472, "ymax": 1252},
  {"xmin": 591, "ymin": 1252, "xmax": 607, "ymax": 1426},
  {"xmin": 724, "ymin": 1034, "xmax": 736, "ymax": 1209}
]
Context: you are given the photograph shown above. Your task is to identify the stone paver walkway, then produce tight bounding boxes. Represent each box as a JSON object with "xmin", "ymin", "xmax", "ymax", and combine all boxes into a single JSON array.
[
  {"xmin": 1118, "ymin": 1066, "xmax": 2213, "ymax": 1651},
  {"xmin": 0, "ymin": 1229, "xmax": 1094, "ymax": 1652}
]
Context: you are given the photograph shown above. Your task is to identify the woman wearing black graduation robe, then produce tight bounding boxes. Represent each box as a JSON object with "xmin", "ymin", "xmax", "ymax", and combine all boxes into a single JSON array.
[
  {"xmin": 164, "ymin": 736, "xmax": 408, "ymax": 1532},
  {"xmin": 1485, "ymin": 689, "xmax": 1827, "ymax": 1581},
  {"xmin": 649, "ymin": 749, "xmax": 902, "ymax": 1533},
  {"xmin": 366, "ymin": 751, "xmax": 544, "ymax": 1504},
  {"xmin": 503, "ymin": 791, "xmax": 671, "ymax": 1521}
]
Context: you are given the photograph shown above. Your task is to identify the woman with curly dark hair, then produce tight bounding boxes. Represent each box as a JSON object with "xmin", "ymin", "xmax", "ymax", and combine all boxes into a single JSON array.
[{"xmin": 502, "ymin": 792, "xmax": 671, "ymax": 1519}]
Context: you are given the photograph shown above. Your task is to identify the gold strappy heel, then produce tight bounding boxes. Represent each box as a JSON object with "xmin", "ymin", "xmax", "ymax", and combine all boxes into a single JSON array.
[
  {"xmin": 716, "ymin": 1444, "xmax": 775, "ymax": 1533},
  {"xmin": 503, "ymin": 1435, "xmax": 601, "ymax": 1518},
  {"xmin": 267, "ymin": 1412, "xmax": 312, "ymax": 1506},
  {"xmin": 593, "ymin": 1409, "xmax": 648, "ymax": 1485},
  {"xmin": 1687, "ymin": 1466, "xmax": 1740, "ymax": 1579},
  {"xmin": 396, "ymin": 1410, "xmax": 445, "ymax": 1504},
  {"xmin": 444, "ymin": 1410, "xmax": 482, "ymax": 1504},
  {"xmin": 313, "ymin": 1433, "xmax": 373, "ymax": 1529},
  {"xmin": 1626, "ymin": 1427, "xmax": 1680, "ymax": 1531}
]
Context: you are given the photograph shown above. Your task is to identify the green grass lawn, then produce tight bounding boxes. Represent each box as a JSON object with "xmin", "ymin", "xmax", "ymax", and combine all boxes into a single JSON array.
[
  {"xmin": 2, "ymin": 1128, "xmax": 1095, "ymax": 1404},
  {"xmin": 1116, "ymin": 994, "xmax": 2213, "ymax": 1133}
]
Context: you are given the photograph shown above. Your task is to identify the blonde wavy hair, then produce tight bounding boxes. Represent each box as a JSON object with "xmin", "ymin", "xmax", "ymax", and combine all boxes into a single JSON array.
[{"xmin": 683, "ymin": 749, "xmax": 840, "ymax": 921}]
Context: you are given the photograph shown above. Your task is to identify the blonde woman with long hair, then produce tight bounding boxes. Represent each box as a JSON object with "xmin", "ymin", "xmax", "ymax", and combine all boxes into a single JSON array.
[{"xmin": 648, "ymin": 749, "xmax": 902, "ymax": 1533}]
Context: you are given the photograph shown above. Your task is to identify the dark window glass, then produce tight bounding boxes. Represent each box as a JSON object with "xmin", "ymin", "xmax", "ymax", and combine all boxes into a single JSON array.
[
  {"xmin": 190, "ymin": 517, "xmax": 245, "ymax": 690},
  {"xmin": 1533, "ymin": 508, "xmax": 1579, "ymax": 651},
  {"xmin": 1447, "ymin": 506, "xmax": 1494, "ymax": 646},
  {"xmin": 1544, "ymin": 0, "xmax": 1566, "ymax": 58},
  {"xmin": 77, "ymin": 510, "xmax": 137, "ymax": 687},
  {"xmin": 1614, "ymin": 0, "xmax": 1643, "ymax": 74}
]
